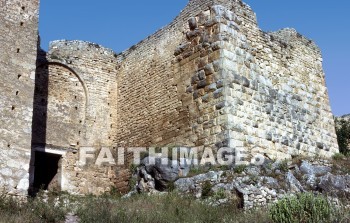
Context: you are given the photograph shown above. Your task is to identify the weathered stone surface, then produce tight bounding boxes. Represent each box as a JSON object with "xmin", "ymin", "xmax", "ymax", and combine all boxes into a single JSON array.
[
  {"xmin": 175, "ymin": 178, "xmax": 196, "ymax": 192},
  {"xmin": 188, "ymin": 17, "xmax": 198, "ymax": 30},
  {"xmin": 299, "ymin": 161, "xmax": 332, "ymax": 188},
  {"xmin": 286, "ymin": 171, "xmax": 304, "ymax": 193},
  {"xmin": 0, "ymin": 0, "xmax": 39, "ymax": 196},
  {"xmin": 318, "ymin": 173, "xmax": 350, "ymax": 193},
  {"xmin": 141, "ymin": 157, "xmax": 180, "ymax": 190}
]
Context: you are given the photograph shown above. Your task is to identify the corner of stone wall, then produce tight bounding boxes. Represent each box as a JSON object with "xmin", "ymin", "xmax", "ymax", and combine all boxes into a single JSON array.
[
  {"xmin": 175, "ymin": 2, "xmax": 339, "ymax": 161},
  {"xmin": 173, "ymin": 4, "xmax": 243, "ymax": 153},
  {"xmin": 210, "ymin": 4, "xmax": 339, "ymax": 160}
]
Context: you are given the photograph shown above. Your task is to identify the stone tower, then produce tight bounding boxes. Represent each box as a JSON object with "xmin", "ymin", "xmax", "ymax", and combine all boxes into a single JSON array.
[{"xmin": 0, "ymin": 0, "xmax": 40, "ymax": 195}]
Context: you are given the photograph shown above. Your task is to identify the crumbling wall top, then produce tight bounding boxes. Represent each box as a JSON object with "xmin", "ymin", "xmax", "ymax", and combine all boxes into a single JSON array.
[
  {"xmin": 49, "ymin": 40, "xmax": 118, "ymax": 58},
  {"xmin": 269, "ymin": 28, "xmax": 321, "ymax": 54}
]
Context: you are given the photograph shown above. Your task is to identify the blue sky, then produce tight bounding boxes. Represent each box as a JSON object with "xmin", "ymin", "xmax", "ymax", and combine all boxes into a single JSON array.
[{"xmin": 39, "ymin": 0, "xmax": 349, "ymax": 116}]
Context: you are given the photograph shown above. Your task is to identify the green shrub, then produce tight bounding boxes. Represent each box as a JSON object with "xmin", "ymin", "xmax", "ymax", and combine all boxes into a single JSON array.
[
  {"xmin": 234, "ymin": 165, "xmax": 247, "ymax": 174},
  {"xmin": 184, "ymin": 165, "xmax": 209, "ymax": 177},
  {"xmin": 167, "ymin": 181, "xmax": 176, "ymax": 192},
  {"xmin": 213, "ymin": 188, "xmax": 226, "ymax": 200},
  {"xmin": 30, "ymin": 196, "xmax": 67, "ymax": 222},
  {"xmin": 278, "ymin": 160, "xmax": 289, "ymax": 172},
  {"xmin": 332, "ymin": 153, "xmax": 346, "ymax": 160},
  {"xmin": 201, "ymin": 181, "xmax": 213, "ymax": 198},
  {"xmin": 269, "ymin": 193, "xmax": 335, "ymax": 223},
  {"xmin": 335, "ymin": 118, "xmax": 350, "ymax": 155}
]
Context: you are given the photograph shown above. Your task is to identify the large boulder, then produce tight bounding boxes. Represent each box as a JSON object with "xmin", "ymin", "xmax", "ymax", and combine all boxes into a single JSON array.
[
  {"xmin": 174, "ymin": 171, "xmax": 223, "ymax": 193},
  {"xmin": 318, "ymin": 173, "xmax": 350, "ymax": 195},
  {"xmin": 286, "ymin": 171, "xmax": 304, "ymax": 193},
  {"xmin": 300, "ymin": 161, "xmax": 331, "ymax": 176},
  {"xmin": 174, "ymin": 178, "xmax": 195, "ymax": 192},
  {"xmin": 139, "ymin": 157, "xmax": 180, "ymax": 191},
  {"xmin": 299, "ymin": 161, "xmax": 331, "ymax": 189}
]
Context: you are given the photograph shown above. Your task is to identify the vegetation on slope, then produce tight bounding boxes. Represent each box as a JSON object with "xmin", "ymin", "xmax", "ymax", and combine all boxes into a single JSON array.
[
  {"xmin": 1, "ymin": 189, "xmax": 350, "ymax": 223},
  {"xmin": 335, "ymin": 116, "xmax": 350, "ymax": 155}
]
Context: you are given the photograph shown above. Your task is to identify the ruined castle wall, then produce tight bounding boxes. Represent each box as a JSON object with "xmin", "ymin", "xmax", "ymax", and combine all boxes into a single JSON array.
[
  {"xmin": 33, "ymin": 61, "xmax": 86, "ymax": 148},
  {"xmin": 173, "ymin": 5, "xmax": 245, "ymax": 152},
  {"xmin": 25, "ymin": 0, "xmax": 338, "ymax": 195},
  {"xmin": 0, "ymin": 0, "xmax": 39, "ymax": 195},
  {"xmin": 30, "ymin": 0, "xmax": 339, "ymax": 195},
  {"xmin": 31, "ymin": 0, "xmax": 233, "ymax": 194},
  {"xmin": 32, "ymin": 41, "xmax": 120, "ymax": 194},
  {"xmin": 35, "ymin": 41, "xmax": 118, "ymax": 147},
  {"xmin": 200, "ymin": 1, "xmax": 339, "ymax": 158},
  {"xmin": 109, "ymin": 0, "xmax": 337, "ymax": 162},
  {"xmin": 114, "ymin": 0, "xmax": 220, "ymax": 148}
]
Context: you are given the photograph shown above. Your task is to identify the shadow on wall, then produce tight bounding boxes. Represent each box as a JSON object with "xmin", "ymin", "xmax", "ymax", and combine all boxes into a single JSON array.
[
  {"xmin": 27, "ymin": 42, "xmax": 92, "ymax": 196},
  {"xmin": 28, "ymin": 48, "xmax": 50, "ymax": 196}
]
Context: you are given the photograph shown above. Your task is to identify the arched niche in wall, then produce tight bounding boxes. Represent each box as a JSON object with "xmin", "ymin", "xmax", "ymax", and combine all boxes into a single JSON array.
[{"xmin": 33, "ymin": 62, "xmax": 88, "ymax": 148}]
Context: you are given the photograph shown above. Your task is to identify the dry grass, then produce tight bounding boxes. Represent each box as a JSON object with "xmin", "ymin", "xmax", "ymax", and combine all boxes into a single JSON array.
[
  {"xmin": 1, "ymin": 189, "xmax": 349, "ymax": 223},
  {"xmin": 76, "ymin": 193, "xmax": 271, "ymax": 223},
  {"xmin": 0, "ymin": 192, "xmax": 68, "ymax": 223},
  {"xmin": 0, "ymin": 191, "xmax": 271, "ymax": 223}
]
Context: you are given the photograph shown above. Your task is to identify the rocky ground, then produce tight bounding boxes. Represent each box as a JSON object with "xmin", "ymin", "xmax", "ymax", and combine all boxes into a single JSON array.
[
  {"xmin": 129, "ymin": 155, "xmax": 350, "ymax": 210},
  {"xmin": 2, "ymin": 155, "xmax": 350, "ymax": 223}
]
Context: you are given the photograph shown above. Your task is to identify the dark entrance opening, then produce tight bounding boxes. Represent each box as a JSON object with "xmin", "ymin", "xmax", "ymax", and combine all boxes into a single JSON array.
[{"xmin": 33, "ymin": 151, "xmax": 61, "ymax": 192}]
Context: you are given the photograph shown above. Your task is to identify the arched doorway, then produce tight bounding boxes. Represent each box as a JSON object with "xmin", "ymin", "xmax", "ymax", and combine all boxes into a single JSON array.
[{"xmin": 30, "ymin": 62, "xmax": 88, "ymax": 194}]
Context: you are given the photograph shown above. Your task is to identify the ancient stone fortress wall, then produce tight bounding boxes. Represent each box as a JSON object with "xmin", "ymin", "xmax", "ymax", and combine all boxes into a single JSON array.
[
  {"xmin": 109, "ymin": 0, "xmax": 337, "ymax": 192},
  {"xmin": 114, "ymin": 0, "xmax": 215, "ymax": 148},
  {"xmin": 0, "ymin": 0, "xmax": 339, "ymax": 196},
  {"xmin": 143, "ymin": 0, "xmax": 338, "ymax": 162},
  {"xmin": 31, "ymin": 41, "xmax": 121, "ymax": 194},
  {"xmin": 115, "ymin": 0, "xmax": 338, "ymax": 159},
  {"xmin": 0, "ymin": 0, "xmax": 39, "ymax": 195},
  {"xmin": 209, "ymin": 0, "xmax": 339, "ymax": 158},
  {"xmin": 35, "ymin": 40, "xmax": 118, "ymax": 148},
  {"xmin": 29, "ymin": 0, "xmax": 218, "ymax": 195}
]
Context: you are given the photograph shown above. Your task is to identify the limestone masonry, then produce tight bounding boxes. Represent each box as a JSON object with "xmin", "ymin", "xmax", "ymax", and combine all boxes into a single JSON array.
[{"xmin": 0, "ymin": 0, "xmax": 339, "ymax": 196}]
